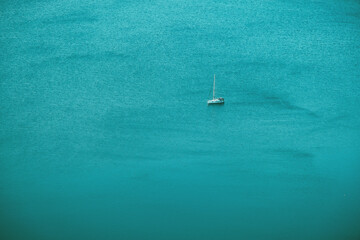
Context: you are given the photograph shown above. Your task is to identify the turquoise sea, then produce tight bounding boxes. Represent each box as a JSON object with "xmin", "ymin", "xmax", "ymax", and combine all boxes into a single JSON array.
[{"xmin": 1, "ymin": 0, "xmax": 360, "ymax": 239}]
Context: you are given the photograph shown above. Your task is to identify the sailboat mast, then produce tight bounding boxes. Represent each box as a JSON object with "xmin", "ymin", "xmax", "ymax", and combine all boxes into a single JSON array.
[{"xmin": 213, "ymin": 74, "xmax": 216, "ymax": 99}]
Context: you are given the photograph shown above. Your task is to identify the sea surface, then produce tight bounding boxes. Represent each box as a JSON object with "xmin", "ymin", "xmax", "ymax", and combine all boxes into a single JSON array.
[{"xmin": 1, "ymin": 0, "xmax": 360, "ymax": 239}]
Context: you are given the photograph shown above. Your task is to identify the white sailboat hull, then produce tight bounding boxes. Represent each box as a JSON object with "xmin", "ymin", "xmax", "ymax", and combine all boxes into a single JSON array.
[{"xmin": 207, "ymin": 98, "xmax": 224, "ymax": 105}]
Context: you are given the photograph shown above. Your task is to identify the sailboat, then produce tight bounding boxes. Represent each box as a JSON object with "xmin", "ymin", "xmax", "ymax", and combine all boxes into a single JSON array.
[{"xmin": 207, "ymin": 74, "xmax": 224, "ymax": 105}]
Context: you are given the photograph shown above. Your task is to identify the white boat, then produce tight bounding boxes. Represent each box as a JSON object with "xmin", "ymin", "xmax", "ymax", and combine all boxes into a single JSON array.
[{"xmin": 207, "ymin": 74, "xmax": 224, "ymax": 105}]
